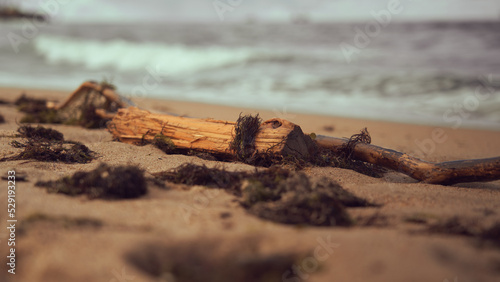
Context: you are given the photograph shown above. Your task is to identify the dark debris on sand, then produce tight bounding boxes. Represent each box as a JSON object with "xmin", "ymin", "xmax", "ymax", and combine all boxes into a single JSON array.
[
  {"xmin": 15, "ymin": 94, "xmax": 62, "ymax": 124},
  {"xmin": 481, "ymin": 222, "xmax": 500, "ymax": 246},
  {"xmin": 243, "ymin": 172, "xmax": 354, "ymax": 226},
  {"xmin": 126, "ymin": 237, "xmax": 302, "ymax": 282},
  {"xmin": 152, "ymin": 133, "xmax": 177, "ymax": 154},
  {"xmin": 36, "ymin": 163, "xmax": 147, "ymax": 199},
  {"xmin": 18, "ymin": 213, "xmax": 103, "ymax": 236},
  {"xmin": 155, "ymin": 163, "xmax": 372, "ymax": 227},
  {"xmin": 14, "ymin": 93, "xmax": 111, "ymax": 128},
  {"xmin": 1, "ymin": 125, "xmax": 94, "ymax": 163},
  {"xmin": 155, "ymin": 163, "xmax": 242, "ymax": 192},
  {"xmin": 427, "ymin": 216, "xmax": 500, "ymax": 248},
  {"xmin": 18, "ymin": 124, "xmax": 64, "ymax": 141}
]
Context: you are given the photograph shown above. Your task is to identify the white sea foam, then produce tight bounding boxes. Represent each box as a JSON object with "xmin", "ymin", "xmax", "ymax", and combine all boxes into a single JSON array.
[{"xmin": 34, "ymin": 35, "xmax": 256, "ymax": 74}]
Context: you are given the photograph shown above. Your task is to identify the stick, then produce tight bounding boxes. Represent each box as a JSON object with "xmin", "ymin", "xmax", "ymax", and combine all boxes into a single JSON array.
[{"xmin": 315, "ymin": 135, "xmax": 500, "ymax": 185}]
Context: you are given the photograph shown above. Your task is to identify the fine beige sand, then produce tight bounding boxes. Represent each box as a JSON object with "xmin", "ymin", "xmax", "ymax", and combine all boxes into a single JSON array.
[{"xmin": 1, "ymin": 87, "xmax": 499, "ymax": 282}]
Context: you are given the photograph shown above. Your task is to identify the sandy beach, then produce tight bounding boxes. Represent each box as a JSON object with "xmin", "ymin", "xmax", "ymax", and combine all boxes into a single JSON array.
[{"xmin": 1, "ymin": 86, "xmax": 500, "ymax": 282}]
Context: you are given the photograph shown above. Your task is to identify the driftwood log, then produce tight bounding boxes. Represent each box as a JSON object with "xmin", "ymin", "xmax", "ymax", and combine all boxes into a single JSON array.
[
  {"xmin": 108, "ymin": 107, "xmax": 500, "ymax": 185},
  {"xmin": 108, "ymin": 107, "xmax": 315, "ymax": 159}
]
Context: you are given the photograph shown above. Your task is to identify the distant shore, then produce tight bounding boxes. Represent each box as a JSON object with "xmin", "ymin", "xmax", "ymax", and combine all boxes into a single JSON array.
[{"xmin": 0, "ymin": 7, "xmax": 47, "ymax": 22}]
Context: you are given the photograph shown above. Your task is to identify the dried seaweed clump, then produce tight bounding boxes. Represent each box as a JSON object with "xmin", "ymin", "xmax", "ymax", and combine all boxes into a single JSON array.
[
  {"xmin": 242, "ymin": 171, "xmax": 360, "ymax": 226},
  {"xmin": 156, "ymin": 164, "xmax": 371, "ymax": 226},
  {"xmin": 1, "ymin": 125, "xmax": 94, "ymax": 163},
  {"xmin": 246, "ymin": 151, "xmax": 309, "ymax": 170},
  {"xmin": 152, "ymin": 133, "xmax": 176, "ymax": 154},
  {"xmin": 229, "ymin": 114, "xmax": 262, "ymax": 161},
  {"xmin": 155, "ymin": 163, "xmax": 243, "ymax": 193},
  {"xmin": 15, "ymin": 94, "xmax": 62, "ymax": 124},
  {"xmin": 36, "ymin": 163, "xmax": 147, "ymax": 199},
  {"xmin": 12, "ymin": 141, "xmax": 94, "ymax": 163},
  {"xmin": 18, "ymin": 124, "xmax": 63, "ymax": 141},
  {"xmin": 15, "ymin": 94, "xmax": 49, "ymax": 113},
  {"xmin": 99, "ymin": 78, "xmax": 117, "ymax": 91}
]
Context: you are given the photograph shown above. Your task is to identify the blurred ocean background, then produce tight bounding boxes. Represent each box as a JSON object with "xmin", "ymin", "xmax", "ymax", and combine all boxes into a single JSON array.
[{"xmin": 0, "ymin": 0, "xmax": 499, "ymax": 129}]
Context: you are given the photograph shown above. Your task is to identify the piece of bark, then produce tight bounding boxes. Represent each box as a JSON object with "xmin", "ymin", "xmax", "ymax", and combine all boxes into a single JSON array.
[
  {"xmin": 108, "ymin": 107, "xmax": 315, "ymax": 159},
  {"xmin": 315, "ymin": 135, "xmax": 500, "ymax": 185},
  {"xmin": 49, "ymin": 81, "xmax": 131, "ymax": 111}
]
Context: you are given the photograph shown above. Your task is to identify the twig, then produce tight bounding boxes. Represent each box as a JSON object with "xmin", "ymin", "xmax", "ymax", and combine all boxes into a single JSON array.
[{"xmin": 315, "ymin": 135, "xmax": 500, "ymax": 185}]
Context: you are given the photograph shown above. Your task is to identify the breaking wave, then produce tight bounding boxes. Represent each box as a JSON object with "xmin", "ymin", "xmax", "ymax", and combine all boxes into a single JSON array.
[{"xmin": 33, "ymin": 35, "xmax": 259, "ymax": 74}]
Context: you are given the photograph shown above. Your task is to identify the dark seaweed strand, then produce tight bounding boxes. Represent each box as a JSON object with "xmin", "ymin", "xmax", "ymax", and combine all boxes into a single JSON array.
[
  {"xmin": 332, "ymin": 127, "xmax": 386, "ymax": 177},
  {"xmin": 0, "ymin": 125, "xmax": 95, "ymax": 164},
  {"xmin": 337, "ymin": 127, "xmax": 371, "ymax": 162},
  {"xmin": 18, "ymin": 125, "xmax": 64, "ymax": 141},
  {"xmin": 229, "ymin": 114, "xmax": 262, "ymax": 161}
]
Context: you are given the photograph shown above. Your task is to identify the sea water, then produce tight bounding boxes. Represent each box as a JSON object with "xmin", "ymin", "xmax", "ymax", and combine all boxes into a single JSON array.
[{"xmin": 0, "ymin": 21, "xmax": 499, "ymax": 129}]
